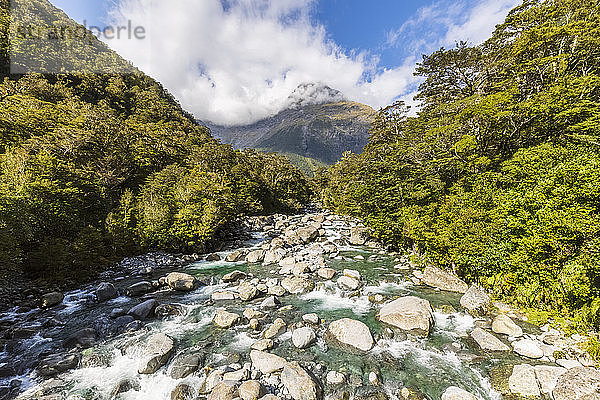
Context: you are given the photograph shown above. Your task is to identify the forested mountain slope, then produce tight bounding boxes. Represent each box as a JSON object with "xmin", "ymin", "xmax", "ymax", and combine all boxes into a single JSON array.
[
  {"xmin": 0, "ymin": 0, "xmax": 310, "ymax": 281},
  {"xmin": 319, "ymin": 0, "xmax": 600, "ymax": 329}
]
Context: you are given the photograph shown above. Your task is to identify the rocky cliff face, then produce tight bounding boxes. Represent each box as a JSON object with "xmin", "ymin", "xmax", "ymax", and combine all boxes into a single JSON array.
[{"xmin": 206, "ymin": 85, "xmax": 376, "ymax": 168}]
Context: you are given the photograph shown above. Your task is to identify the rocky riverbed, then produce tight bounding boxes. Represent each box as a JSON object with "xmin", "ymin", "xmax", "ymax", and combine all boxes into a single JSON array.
[{"xmin": 0, "ymin": 212, "xmax": 598, "ymax": 400}]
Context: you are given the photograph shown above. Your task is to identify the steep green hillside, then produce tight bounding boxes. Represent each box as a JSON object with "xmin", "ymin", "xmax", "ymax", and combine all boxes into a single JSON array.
[
  {"xmin": 320, "ymin": 0, "xmax": 600, "ymax": 329},
  {"xmin": 209, "ymin": 94, "xmax": 376, "ymax": 168},
  {"xmin": 0, "ymin": 0, "xmax": 310, "ymax": 280}
]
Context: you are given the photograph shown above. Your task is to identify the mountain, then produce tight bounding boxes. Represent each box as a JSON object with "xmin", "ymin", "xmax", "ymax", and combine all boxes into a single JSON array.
[
  {"xmin": 0, "ymin": 0, "xmax": 310, "ymax": 280},
  {"xmin": 207, "ymin": 84, "xmax": 377, "ymax": 174}
]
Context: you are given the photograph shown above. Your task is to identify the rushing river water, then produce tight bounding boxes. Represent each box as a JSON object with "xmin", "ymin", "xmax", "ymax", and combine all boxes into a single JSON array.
[{"xmin": 0, "ymin": 213, "xmax": 522, "ymax": 400}]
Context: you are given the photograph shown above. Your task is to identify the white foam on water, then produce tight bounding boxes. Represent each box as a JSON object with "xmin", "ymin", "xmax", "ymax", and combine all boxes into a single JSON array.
[
  {"xmin": 228, "ymin": 332, "xmax": 256, "ymax": 351},
  {"xmin": 363, "ymin": 280, "xmax": 411, "ymax": 296},
  {"xmin": 434, "ymin": 312, "xmax": 476, "ymax": 337},
  {"xmin": 57, "ymin": 288, "xmax": 94, "ymax": 316},
  {"xmin": 299, "ymin": 283, "xmax": 372, "ymax": 315}
]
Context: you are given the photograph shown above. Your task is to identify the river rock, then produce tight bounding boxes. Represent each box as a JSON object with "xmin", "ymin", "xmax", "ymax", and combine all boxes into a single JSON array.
[
  {"xmin": 441, "ymin": 386, "xmax": 477, "ymax": 400},
  {"xmin": 297, "ymin": 226, "xmax": 319, "ymax": 243},
  {"xmin": 169, "ymin": 353, "xmax": 202, "ymax": 379},
  {"xmin": 41, "ymin": 292, "xmax": 64, "ymax": 308},
  {"xmin": 291, "ymin": 262, "xmax": 310, "ymax": 276},
  {"xmin": 327, "ymin": 318, "xmax": 374, "ymax": 351},
  {"xmin": 491, "ymin": 314, "xmax": 523, "ymax": 337},
  {"xmin": 459, "ymin": 285, "xmax": 490, "ymax": 315},
  {"xmin": 172, "ymin": 383, "xmax": 196, "ymax": 400},
  {"xmin": 317, "ymin": 268, "xmax": 336, "ymax": 280},
  {"xmin": 238, "ymin": 282, "xmax": 259, "ymax": 301},
  {"xmin": 37, "ymin": 353, "xmax": 80, "ymax": 376},
  {"xmin": 111, "ymin": 378, "xmax": 141, "ymax": 397},
  {"xmin": 223, "ymin": 270, "xmax": 247, "ymax": 283},
  {"xmin": 260, "ymin": 296, "xmax": 281, "ymax": 309},
  {"xmin": 470, "ymin": 328, "xmax": 510, "ymax": 351},
  {"xmin": 264, "ymin": 248, "xmax": 287, "ymax": 264},
  {"xmin": 96, "ymin": 282, "xmax": 117, "ymax": 302},
  {"xmin": 155, "ymin": 303, "xmax": 185, "ymax": 319},
  {"xmin": 138, "ymin": 333, "xmax": 175, "ymax": 374},
  {"xmin": 223, "ymin": 367, "xmax": 250, "ymax": 382},
  {"xmin": 349, "ymin": 227, "xmax": 370, "ymax": 245},
  {"xmin": 226, "ymin": 250, "xmax": 246, "ymax": 262},
  {"xmin": 534, "ymin": 365, "xmax": 566, "ymax": 395},
  {"xmin": 244, "ymin": 308, "xmax": 265, "ymax": 320},
  {"xmin": 268, "ymin": 285, "xmax": 286, "ymax": 296},
  {"xmin": 377, "ymin": 296, "xmax": 434, "ymax": 336},
  {"xmin": 63, "ymin": 328, "xmax": 96, "ymax": 349},
  {"xmin": 128, "ymin": 299, "xmax": 158, "ymax": 320},
  {"xmin": 513, "ymin": 339, "xmax": 544, "ymax": 359},
  {"xmin": 337, "ymin": 276, "xmax": 360, "ymax": 290},
  {"xmin": 553, "ymin": 366, "xmax": 600, "ymax": 400},
  {"xmin": 206, "ymin": 253, "xmax": 221, "ymax": 261},
  {"xmin": 422, "ymin": 267, "xmax": 468, "ymax": 293},
  {"xmin": 246, "ymin": 250, "xmax": 266, "ymax": 263},
  {"xmin": 212, "ymin": 291, "xmax": 238, "ymax": 301},
  {"xmin": 166, "ymin": 272, "xmax": 198, "ymax": 292},
  {"xmin": 281, "ymin": 361, "xmax": 322, "ymax": 400},
  {"xmin": 209, "ymin": 381, "xmax": 238, "ymax": 400},
  {"xmin": 264, "ymin": 318, "xmax": 286, "ymax": 339},
  {"xmin": 126, "ymin": 281, "xmax": 153, "ymax": 297},
  {"xmin": 250, "ymin": 350, "xmax": 287, "ymax": 374},
  {"xmin": 326, "ymin": 371, "xmax": 346, "ymax": 385},
  {"xmin": 239, "ymin": 380, "xmax": 266, "ymax": 400},
  {"xmin": 302, "ymin": 313, "xmax": 320, "ymax": 324},
  {"xmin": 509, "ymin": 364, "xmax": 541, "ymax": 397},
  {"xmin": 292, "ymin": 327, "xmax": 317, "ymax": 349},
  {"xmin": 281, "ymin": 277, "xmax": 315, "ymax": 294},
  {"xmin": 251, "ymin": 339, "xmax": 274, "ymax": 351},
  {"xmin": 343, "ymin": 269, "xmax": 361, "ymax": 280},
  {"xmin": 213, "ymin": 310, "xmax": 241, "ymax": 328}
]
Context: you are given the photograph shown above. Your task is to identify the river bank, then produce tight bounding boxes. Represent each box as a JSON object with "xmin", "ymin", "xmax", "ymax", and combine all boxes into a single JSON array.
[{"xmin": 0, "ymin": 211, "xmax": 598, "ymax": 400}]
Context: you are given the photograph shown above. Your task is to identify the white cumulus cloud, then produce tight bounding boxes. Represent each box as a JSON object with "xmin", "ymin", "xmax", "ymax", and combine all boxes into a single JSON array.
[{"xmin": 103, "ymin": 0, "xmax": 518, "ymax": 126}]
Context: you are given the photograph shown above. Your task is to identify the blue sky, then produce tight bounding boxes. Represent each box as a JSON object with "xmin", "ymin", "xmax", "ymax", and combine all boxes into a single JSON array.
[{"xmin": 48, "ymin": 0, "xmax": 519, "ymax": 125}]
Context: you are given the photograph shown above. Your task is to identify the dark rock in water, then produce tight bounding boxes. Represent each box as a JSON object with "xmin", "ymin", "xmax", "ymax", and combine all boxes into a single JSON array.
[
  {"xmin": 169, "ymin": 353, "xmax": 203, "ymax": 379},
  {"xmin": 80, "ymin": 347, "xmax": 114, "ymax": 368},
  {"xmin": 63, "ymin": 328, "xmax": 97, "ymax": 349},
  {"xmin": 110, "ymin": 308, "xmax": 126, "ymax": 319},
  {"xmin": 96, "ymin": 282, "xmax": 118, "ymax": 302},
  {"xmin": 111, "ymin": 378, "xmax": 141, "ymax": 397},
  {"xmin": 128, "ymin": 299, "xmax": 158, "ymax": 320},
  {"xmin": 10, "ymin": 326, "xmax": 38, "ymax": 339},
  {"xmin": 222, "ymin": 270, "xmax": 247, "ymax": 283},
  {"xmin": 41, "ymin": 292, "xmax": 64, "ymax": 308},
  {"xmin": 109, "ymin": 315, "xmax": 136, "ymax": 335},
  {"xmin": 37, "ymin": 353, "xmax": 80, "ymax": 376},
  {"xmin": 206, "ymin": 253, "xmax": 221, "ymax": 261},
  {"xmin": 126, "ymin": 281, "xmax": 153, "ymax": 297},
  {"xmin": 155, "ymin": 304, "xmax": 185, "ymax": 319},
  {"xmin": 171, "ymin": 383, "xmax": 197, "ymax": 400},
  {"xmin": 355, "ymin": 390, "xmax": 389, "ymax": 400}
]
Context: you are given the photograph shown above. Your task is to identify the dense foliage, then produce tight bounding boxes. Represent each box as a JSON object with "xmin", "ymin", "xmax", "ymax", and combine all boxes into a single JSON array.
[
  {"xmin": 320, "ymin": 0, "xmax": 600, "ymax": 328},
  {"xmin": 0, "ymin": 0, "xmax": 310, "ymax": 280}
]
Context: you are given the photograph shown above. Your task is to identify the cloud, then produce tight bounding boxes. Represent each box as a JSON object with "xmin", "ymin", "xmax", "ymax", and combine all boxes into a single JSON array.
[{"xmin": 104, "ymin": 0, "xmax": 518, "ymax": 126}]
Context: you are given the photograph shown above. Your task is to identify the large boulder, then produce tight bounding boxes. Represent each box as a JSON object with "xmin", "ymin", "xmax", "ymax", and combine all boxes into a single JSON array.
[
  {"xmin": 534, "ymin": 365, "xmax": 566, "ymax": 395},
  {"xmin": 513, "ymin": 339, "xmax": 544, "ymax": 359},
  {"xmin": 327, "ymin": 318, "xmax": 374, "ymax": 352},
  {"xmin": 377, "ymin": 296, "xmax": 434, "ymax": 336},
  {"xmin": 41, "ymin": 292, "xmax": 64, "ymax": 308},
  {"xmin": 246, "ymin": 250, "xmax": 266, "ymax": 263},
  {"xmin": 172, "ymin": 383, "xmax": 196, "ymax": 400},
  {"xmin": 509, "ymin": 364, "xmax": 541, "ymax": 397},
  {"xmin": 239, "ymin": 380, "xmax": 266, "ymax": 400},
  {"xmin": 166, "ymin": 272, "xmax": 198, "ymax": 292},
  {"xmin": 422, "ymin": 267, "xmax": 468, "ymax": 293},
  {"xmin": 297, "ymin": 226, "xmax": 319, "ymax": 243},
  {"xmin": 337, "ymin": 276, "xmax": 360, "ymax": 291},
  {"xmin": 213, "ymin": 310, "xmax": 240, "ymax": 328},
  {"xmin": 281, "ymin": 277, "xmax": 315, "ymax": 294},
  {"xmin": 96, "ymin": 282, "xmax": 118, "ymax": 302},
  {"xmin": 209, "ymin": 381, "xmax": 238, "ymax": 400},
  {"xmin": 441, "ymin": 387, "xmax": 478, "ymax": 400},
  {"xmin": 263, "ymin": 318, "xmax": 287, "ymax": 339},
  {"xmin": 62, "ymin": 328, "xmax": 97, "ymax": 349},
  {"xmin": 553, "ymin": 367, "xmax": 600, "ymax": 400},
  {"xmin": 238, "ymin": 281, "xmax": 259, "ymax": 301},
  {"xmin": 470, "ymin": 328, "xmax": 510, "ymax": 352},
  {"xmin": 223, "ymin": 270, "xmax": 247, "ymax": 283},
  {"xmin": 349, "ymin": 227, "xmax": 370, "ymax": 245},
  {"xmin": 169, "ymin": 353, "xmax": 203, "ymax": 379},
  {"xmin": 225, "ymin": 250, "xmax": 246, "ymax": 262},
  {"xmin": 281, "ymin": 361, "xmax": 322, "ymax": 400},
  {"xmin": 491, "ymin": 314, "xmax": 523, "ymax": 338},
  {"xmin": 317, "ymin": 268, "xmax": 336, "ymax": 280},
  {"xmin": 292, "ymin": 327, "xmax": 317, "ymax": 349},
  {"xmin": 128, "ymin": 299, "xmax": 159, "ymax": 320},
  {"xmin": 459, "ymin": 285, "xmax": 490, "ymax": 315},
  {"xmin": 138, "ymin": 333, "xmax": 175, "ymax": 374},
  {"xmin": 250, "ymin": 350, "xmax": 287, "ymax": 374},
  {"xmin": 264, "ymin": 249, "xmax": 287, "ymax": 265}
]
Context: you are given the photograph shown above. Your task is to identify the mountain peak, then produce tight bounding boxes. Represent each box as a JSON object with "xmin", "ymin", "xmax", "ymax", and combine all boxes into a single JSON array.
[{"xmin": 285, "ymin": 83, "xmax": 345, "ymax": 109}]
